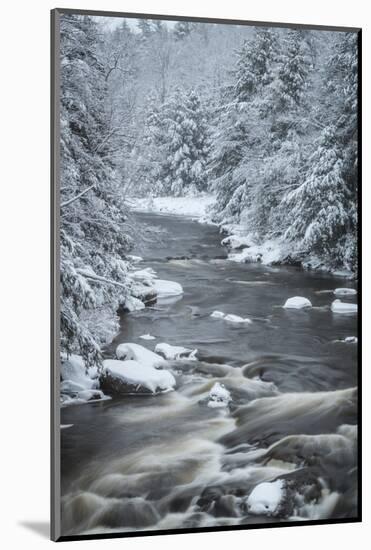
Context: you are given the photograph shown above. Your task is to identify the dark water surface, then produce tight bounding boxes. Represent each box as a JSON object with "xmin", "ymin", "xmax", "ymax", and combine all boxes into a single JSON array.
[{"xmin": 61, "ymin": 213, "xmax": 358, "ymax": 536}]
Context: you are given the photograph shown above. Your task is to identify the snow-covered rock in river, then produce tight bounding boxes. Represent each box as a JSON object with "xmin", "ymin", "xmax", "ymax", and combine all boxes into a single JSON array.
[
  {"xmin": 76, "ymin": 389, "xmax": 108, "ymax": 402},
  {"xmin": 60, "ymin": 379, "xmax": 86, "ymax": 393},
  {"xmin": 283, "ymin": 296, "xmax": 312, "ymax": 309},
  {"xmin": 131, "ymin": 267, "xmax": 157, "ymax": 282},
  {"xmin": 334, "ymin": 288, "xmax": 357, "ymax": 297},
  {"xmin": 60, "ymin": 354, "xmax": 111, "ymax": 406},
  {"xmin": 125, "ymin": 267, "xmax": 158, "ymax": 310},
  {"xmin": 210, "ymin": 310, "xmax": 225, "ymax": 319},
  {"xmin": 332, "ymin": 270, "xmax": 354, "ymax": 279},
  {"xmin": 101, "ymin": 359, "xmax": 176, "ymax": 395},
  {"xmin": 344, "ymin": 336, "xmax": 358, "ymax": 344},
  {"xmin": 221, "ymin": 234, "xmax": 251, "ymax": 250},
  {"xmin": 331, "ymin": 299, "xmax": 357, "ymax": 314},
  {"xmin": 123, "ymin": 295, "xmax": 146, "ymax": 312},
  {"xmin": 60, "ymin": 354, "xmax": 99, "ymax": 390},
  {"xmin": 152, "ymin": 279, "xmax": 183, "ymax": 298},
  {"xmin": 116, "ymin": 343, "xmax": 165, "ymax": 368},
  {"xmin": 224, "ymin": 313, "xmax": 252, "ymax": 324},
  {"xmin": 126, "ymin": 255, "xmax": 143, "ymax": 263},
  {"xmin": 207, "ymin": 382, "xmax": 232, "ymax": 408},
  {"xmin": 155, "ymin": 342, "xmax": 198, "ymax": 360},
  {"xmin": 128, "ymin": 267, "xmax": 183, "ymax": 306},
  {"xmin": 139, "ymin": 333, "xmax": 156, "ymax": 341},
  {"xmin": 210, "ymin": 310, "xmax": 251, "ymax": 324},
  {"xmin": 246, "ymin": 480, "xmax": 286, "ymax": 516}
]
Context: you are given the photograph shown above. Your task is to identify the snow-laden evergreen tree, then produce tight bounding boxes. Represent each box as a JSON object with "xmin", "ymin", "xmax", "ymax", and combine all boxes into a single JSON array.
[
  {"xmin": 277, "ymin": 30, "xmax": 310, "ymax": 109},
  {"xmin": 174, "ymin": 21, "xmax": 194, "ymax": 41},
  {"xmin": 155, "ymin": 89, "xmax": 210, "ymax": 196},
  {"xmin": 283, "ymin": 127, "xmax": 349, "ymax": 261},
  {"xmin": 251, "ymin": 29, "xmax": 312, "ymax": 238},
  {"xmin": 267, "ymin": 29, "xmax": 312, "ymax": 144},
  {"xmin": 235, "ymin": 28, "xmax": 277, "ymax": 102},
  {"xmin": 132, "ymin": 91, "xmax": 166, "ymax": 196},
  {"xmin": 210, "ymin": 28, "xmax": 278, "ymax": 225},
  {"xmin": 137, "ymin": 18, "xmax": 153, "ymax": 42},
  {"xmin": 282, "ymin": 32, "xmax": 358, "ymax": 270},
  {"xmin": 60, "ymin": 14, "xmax": 134, "ymax": 367}
]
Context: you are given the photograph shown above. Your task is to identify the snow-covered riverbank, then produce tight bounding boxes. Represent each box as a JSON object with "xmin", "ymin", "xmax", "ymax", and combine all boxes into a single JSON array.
[
  {"xmin": 129, "ymin": 195, "xmax": 355, "ymax": 277},
  {"xmin": 128, "ymin": 195, "xmax": 216, "ymax": 221}
]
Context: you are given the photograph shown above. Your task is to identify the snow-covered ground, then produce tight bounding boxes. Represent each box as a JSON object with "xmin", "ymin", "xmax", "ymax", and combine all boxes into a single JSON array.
[
  {"xmin": 128, "ymin": 195, "xmax": 216, "ymax": 221},
  {"xmin": 227, "ymin": 236, "xmax": 291, "ymax": 266}
]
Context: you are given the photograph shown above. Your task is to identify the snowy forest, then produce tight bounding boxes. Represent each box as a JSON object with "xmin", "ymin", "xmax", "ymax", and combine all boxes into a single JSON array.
[
  {"xmin": 60, "ymin": 14, "xmax": 358, "ymax": 368},
  {"xmin": 58, "ymin": 14, "xmax": 359, "ymax": 536}
]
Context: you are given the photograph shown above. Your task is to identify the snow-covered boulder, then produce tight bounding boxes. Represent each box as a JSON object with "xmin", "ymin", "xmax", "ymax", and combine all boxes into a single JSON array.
[
  {"xmin": 123, "ymin": 295, "xmax": 146, "ymax": 312},
  {"xmin": 210, "ymin": 310, "xmax": 225, "ymax": 319},
  {"xmin": 344, "ymin": 336, "xmax": 358, "ymax": 344},
  {"xmin": 152, "ymin": 279, "xmax": 183, "ymax": 298},
  {"xmin": 131, "ymin": 268, "xmax": 157, "ymax": 282},
  {"xmin": 116, "ymin": 343, "xmax": 165, "ymax": 368},
  {"xmin": 126, "ymin": 255, "xmax": 143, "ymax": 263},
  {"xmin": 331, "ymin": 299, "xmax": 357, "ymax": 314},
  {"xmin": 334, "ymin": 288, "xmax": 357, "ymax": 297},
  {"xmin": 101, "ymin": 359, "xmax": 176, "ymax": 395},
  {"xmin": 246, "ymin": 480, "xmax": 286, "ymax": 516},
  {"xmin": 221, "ymin": 235, "xmax": 251, "ymax": 250},
  {"xmin": 224, "ymin": 314, "xmax": 252, "ymax": 324},
  {"xmin": 76, "ymin": 389, "xmax": 107, "ymax": 402},
  {"xmin": 139, "ymin": 334, "xmax": 156, "ymax": 341},
  {"xmin": 60, "ymin": 379, "xmax": 86, "ymax": 393},
  {"xmin": 207, "ymin": 382, "xmax": 232, "ymax": 408},
  {"xmin": 210, "ymin": 310, "xmax": 252, "ymax": 324},
  {"xmin": 155, "ymin": 342, "xmax": 198, "ymax": 360},
  {"xmin": 60, "ymin": 389, "xmax": 110, "ymax": 407},
  {"xmin": 60, "ymin": 354, "xmax": 99, "ymax": 390},
  {"xmin": 283, "ymin": 296, "xmax": 312, "ymax": 309}
]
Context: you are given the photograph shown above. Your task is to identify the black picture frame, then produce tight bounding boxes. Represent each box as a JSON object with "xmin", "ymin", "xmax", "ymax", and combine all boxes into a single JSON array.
[{"xmin": 51, "ymin": 7, "xmax": 362, "ymax": 542}]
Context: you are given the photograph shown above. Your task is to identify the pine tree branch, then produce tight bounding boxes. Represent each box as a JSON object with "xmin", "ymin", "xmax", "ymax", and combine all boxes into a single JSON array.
[
  {"xmin": 77, "ymin": 269, "xmax": 127, "ymax": 290},
  {"xmin": 61, "ymin": 185, "xmax": 95, "ymax": 209}
]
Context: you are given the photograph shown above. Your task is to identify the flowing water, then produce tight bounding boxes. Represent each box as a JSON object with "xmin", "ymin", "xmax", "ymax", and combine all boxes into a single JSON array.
[{"xmin": 60, "ymin": 212, "xmax": 358, "ymax": 536}]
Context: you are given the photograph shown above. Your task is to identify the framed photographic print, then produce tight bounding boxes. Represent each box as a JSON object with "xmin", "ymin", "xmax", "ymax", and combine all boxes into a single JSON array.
[{"xmin": 51, "ymin": 7, "xmax": 361, "ymax": 542}]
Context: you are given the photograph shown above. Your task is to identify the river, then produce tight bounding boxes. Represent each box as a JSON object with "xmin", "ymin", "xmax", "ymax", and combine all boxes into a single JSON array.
[{"xmin": 60, "ymin": 212, "xmax": 358, "ymax": 536}]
